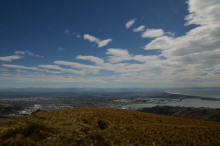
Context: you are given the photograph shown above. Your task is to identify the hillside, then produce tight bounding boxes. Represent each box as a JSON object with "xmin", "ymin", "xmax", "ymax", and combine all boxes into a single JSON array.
[
  {"xmin": 0, "ymin": 103, "xmax": 23, "ymax": 117},
  {"xmin": 0, "ymin": 107, "xmax": 220, "ymax": 146},
  {"xmin": 137, "ymin": 106, "xmax": 220, "ymax": 122}
]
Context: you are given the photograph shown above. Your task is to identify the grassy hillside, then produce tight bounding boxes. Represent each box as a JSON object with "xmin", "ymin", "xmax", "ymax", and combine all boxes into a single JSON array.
[
  {"xmin": 0, "ymin": 107, "xmax": 220, "ymax": 146},
  {"xmin": 172, "ymin": 108, "xmax": 220, "ymax": 122},
  {"xmin": 137, "ymin": 106, "xmax": 220, "ymax": 122}
]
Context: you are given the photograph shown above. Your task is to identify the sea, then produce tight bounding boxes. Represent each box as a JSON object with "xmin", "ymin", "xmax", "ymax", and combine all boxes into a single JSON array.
[{"xmin": 123, "ymin": 89, "xmax": 220, "ymax": 110}]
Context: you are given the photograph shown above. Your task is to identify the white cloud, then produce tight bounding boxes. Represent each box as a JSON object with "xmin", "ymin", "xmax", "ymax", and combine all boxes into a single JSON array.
[
  {"xmin": 125, "ymin": 19, "xmax": 136, "ymax": 29},
  {"xmin": 2, "ymin": 64, "xmax": 41, "ymax": 71},
  {"xmin": 83, "ymin": 34, "xmax": 112, "ymax": 48},
  {"xmin": 38, "ymin": 65, "xmax": 83, "ymax": 75},
  {"xmin": 0, "ymin": 55, "xmax": 23, "ymax": 62},
  {"xmin": 97, "ymin": 39, "xmax": 112, "ymax": 48},
  {"xmin": 106, "ymin": 48, "xmax": 130, "ymax": 57},
  {"xmin": 165, "ymin": 32, "xmax": 175, "ymax": 36},
  {"xmin": 185, "ymin": 0, "xmax": 220, "ymax": 26},
  {"xmin": 54, "ymin": 61, "xmax": 100, "ymax": 69},
  {"xmin": 76, "ymin": 35, "xmax": 81, "ymax": 38},
  {"xmin": 15, "ymin": 51, "xmax": 25, "ymax": 55},
  {"xmin": 1, "ymin": 0, "xmax": 220, "ymax": 87},
  {"xmin": 133, "ymin": 25, "xmax": 145, "ymax": 32},
  {"xmin": 76, "ymin": 55, "xmax": 104, "ymax": 65},
  {"xmin": 84, "ymin": 34, "xmax": 97, "ymax": 42},
  {"xmin": 106, "ymin": 48, "xmax": 131, "ymax": 63},
  {"xmin": 58, "ymin": 47, "xmax": 65, "ymax": 51},
  {"xmin": 144, "ymin": 36, "xmax": 172, "ymax": 50},
  {"xmin": 138, "ymin": 0, "xmax": 220, "ymax": 86},
  {"xmin": 133, "ymin": 55, "xmax": 158, "ymax": 62},
  {"xmin": 142, "ymin": 29, "xmax": 164, "ymax": 38},
  {"xmin": 105, "ymin": 48, "xmax": 157, "ymax": 63}
]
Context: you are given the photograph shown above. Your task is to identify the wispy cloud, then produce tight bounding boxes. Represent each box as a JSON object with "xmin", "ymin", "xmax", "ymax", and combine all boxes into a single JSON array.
[
  {"xmin": 2, "ymin": 64, "xmax": 61, "ymax": 74},
  {"xmin": 0, "ymin": 68, "xmax": 9, "ymax": 72},
  {"xmin": 58, "ymin": 47, "xmax": 65, "ymax": 51},
  {"xmin": 165, "ymin": 32, "xmax": 175, "ymax": 37},
  {"xmin": 76, "ymin": 55, "xmax": 104, "ymax": 65},
  {"xmin": 125, "ymin": 19, "xmax": 136, "ymax": 29},
  {"xmin": 76, "ymin": 35, "xmax": 81, "ymax": 38},
  {"xmin": 2, "ymin": 64, "xmax": 41, "ymax": 71},
  {"xmin": 16, "ymin": 69, "xmax": 28, "ymax": 73},
  {"xmin": 15, "ymin": 51, "xmax": 25, "ymax": 55},
  {"xmin": 83, "ymin": 34, "xmax": 112, "ymax": 48},
  {"xmin": 38, "ymin": 65, "xmax": 83, "ymax": 75},
  {"xmin": 0, "ymin": 55, "xmax": 23, "ymax": 62},
  {"xmin": 142, "ymin": 29, "xmax": 164, "ymax": 38},
  {"xmin": 64, "ymin": 29, "xmax": 70, "ymax": 34},
  {"xmin": 133, "ymin": 25, "xmax": 145, "ymax": 32},
  {"xmin": 25, "ymin": 50, "xmax": 44, "ymax": 58},
  {"xmin": 54, "ymin": 61, "xmax": 100, "ymax": 74},
  {"xmin": 14, "ymin": 50, "xmax": 43, "ymax": 58},
  {"xmin": 25, "ymin": 50, "xmax": 34, "ymax": 56}
]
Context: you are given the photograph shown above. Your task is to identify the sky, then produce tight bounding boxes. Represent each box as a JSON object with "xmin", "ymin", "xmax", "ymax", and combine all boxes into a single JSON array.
[{"xmin": 0, "ymin": 0, "xmax": 220, "ymax": 88}]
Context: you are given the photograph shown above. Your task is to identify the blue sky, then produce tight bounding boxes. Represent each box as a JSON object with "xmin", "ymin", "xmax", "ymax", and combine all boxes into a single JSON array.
[{"xmin": 0, "ymin": 0, "xmax": 220, "ymax": 88}]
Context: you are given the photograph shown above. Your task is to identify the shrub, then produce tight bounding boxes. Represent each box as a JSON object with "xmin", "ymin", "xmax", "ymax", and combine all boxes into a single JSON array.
[
  {"xmin": 0, "ymin": 121, "xmax": 55, "ymax": 141},
  {"xmin": 98, "ymin": 120, "xmax": 108, "ymax": 130}
]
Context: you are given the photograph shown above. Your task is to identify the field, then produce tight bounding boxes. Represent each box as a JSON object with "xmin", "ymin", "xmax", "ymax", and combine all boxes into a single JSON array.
[{"xmin": 1, "ymin": 107, "xmax": 220, "ymax": 146}]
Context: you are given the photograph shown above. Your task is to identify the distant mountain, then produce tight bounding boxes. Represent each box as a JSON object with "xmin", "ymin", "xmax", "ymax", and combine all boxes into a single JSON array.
[
  {"xmin": 0, "ymin": 87, "xmax": 219, "ymax": 93},
  {"xmin": 0, "ymin": 87, "xmax": 163, "ymax": 93},
  {"xmin": 0, "ymin": 107, "xmax": 220, "ymax": 145}
]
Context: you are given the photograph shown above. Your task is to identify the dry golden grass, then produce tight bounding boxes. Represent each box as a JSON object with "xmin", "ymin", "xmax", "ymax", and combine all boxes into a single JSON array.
[{"xmin": 1, "ymin": 107, "xmax": 220, "ymax": 146}]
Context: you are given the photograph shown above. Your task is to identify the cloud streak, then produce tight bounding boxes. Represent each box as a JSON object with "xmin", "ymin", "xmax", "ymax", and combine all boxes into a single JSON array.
[
  {"xmin": 76, "ymin": 55, "xmax": 104, "ymax": 65},
  {"xmin": 133, "ymin": 25, "xmax": 145, "ymax": 32},
  {"xmin": 0, "ymin": 55, "xmax": 23, "ymax": 62},
  {"xmin": 58, "ymin": 47, "xmax": 65, "ymax": 51},
  {"xmin": 125, "ymin": 19, "xmax": 136, "ymax": 29},
  {"xmin": 83, "ymin": 34, "xmax": 112, "ymax": 48}
]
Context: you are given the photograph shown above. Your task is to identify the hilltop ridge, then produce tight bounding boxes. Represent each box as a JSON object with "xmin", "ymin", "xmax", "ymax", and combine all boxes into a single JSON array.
[
  {"xmin": 137, "ymin": 106, "xmax": 220, "ymax": 122},
  {"xmin": 1, "ymin": 107, "xmax": 220, "ymax": 146}
]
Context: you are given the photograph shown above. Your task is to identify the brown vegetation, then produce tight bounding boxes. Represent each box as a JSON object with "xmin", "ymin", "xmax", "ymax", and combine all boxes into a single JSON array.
[
  {"xmin": 1, "ymin": 107, "xmax": 220, "ymax": 145},
  {"xmin": 138, "ymin": 106, "xmax": 220, "ymax": 122}
]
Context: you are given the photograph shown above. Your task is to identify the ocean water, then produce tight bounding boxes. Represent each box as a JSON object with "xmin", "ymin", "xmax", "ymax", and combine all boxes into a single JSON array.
[
  {"xmin": 165, "ymin": 89, "xmax": 220, "ymax": 99},
  {"xmin": 122, "ymin": 98, "xmax": 220, "ymax": 110}
]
